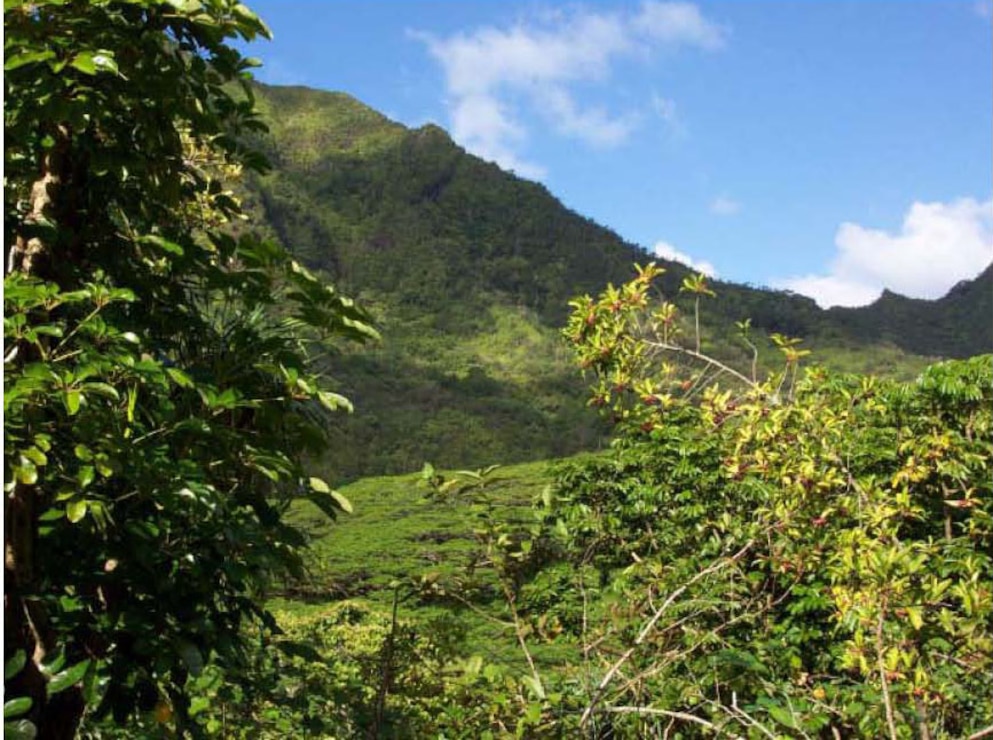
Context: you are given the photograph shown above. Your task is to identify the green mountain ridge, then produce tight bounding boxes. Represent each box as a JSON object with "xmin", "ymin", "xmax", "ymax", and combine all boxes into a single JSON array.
[
  {"xmin": 241, "ymin": 82, "xmax": 991, "ymax": 479},
  {"xmin": 827, "ymin": 262, "xmax": 993, "ymax": 358}
]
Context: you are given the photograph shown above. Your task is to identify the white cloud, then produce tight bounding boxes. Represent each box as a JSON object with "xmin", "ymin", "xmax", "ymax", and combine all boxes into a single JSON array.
[
  {"xmin": 634, "ymin": 2, "xmax": 727, "ymax": 50},
  {"xmin": 543, "ymin": 87, "xmax": 639, "ymax": 146},
  {"xmin": 413, "ymin": 2, "xmax": 725, "ymax": 178},
  {"xmin": 776, "ymin": 274, "xmax": 881, "ymax": 309},
  {"xmin": 776, "ymin": 197, "xmax": 993, "ymax": 308},
  {"xmin": 653, "ymin": 240, "xmax": 717, "ymax": 277},
  {"xmin": 710, "ymin": 195, "xmax": 741, "ymax": 216},
  {"xmin": 448, "ymin": 94, "xmax": 547, "ymax": 179}
]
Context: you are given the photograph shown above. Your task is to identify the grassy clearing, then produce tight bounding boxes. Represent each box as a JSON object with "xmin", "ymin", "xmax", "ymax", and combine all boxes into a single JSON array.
[{"xmin": 272, "ymin": 458, "xmax": 576, "ymax": 672}]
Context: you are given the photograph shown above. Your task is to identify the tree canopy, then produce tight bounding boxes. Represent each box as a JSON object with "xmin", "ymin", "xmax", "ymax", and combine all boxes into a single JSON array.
[{"xmin": 4, "ymin": 2, "xmax": 375, "ymax": 736}]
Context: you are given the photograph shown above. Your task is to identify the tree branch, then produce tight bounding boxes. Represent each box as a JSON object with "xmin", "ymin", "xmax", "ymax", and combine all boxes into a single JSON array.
[
  {"xmin": 643, "ymin": 340, "xmax": 758, "ymax": 391},
  {"xmin": 579, "ymin": 541, "xmax": 754, "ymax": 728}
]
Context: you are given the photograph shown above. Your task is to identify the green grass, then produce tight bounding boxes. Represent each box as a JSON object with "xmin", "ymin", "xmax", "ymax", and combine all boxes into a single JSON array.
[
  {"xmin": 272, "ymin": 458, "xmax": 578, "ymax": 672},
  {"xmin": 282, "ymin": 459, "xmax": 551, "ymax": 596}
]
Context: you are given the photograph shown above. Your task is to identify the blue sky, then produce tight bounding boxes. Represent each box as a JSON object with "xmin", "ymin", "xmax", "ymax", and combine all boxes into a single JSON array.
[{"xmin": 242, "ymin": 1, "xmax": 993, "ymax": 307}]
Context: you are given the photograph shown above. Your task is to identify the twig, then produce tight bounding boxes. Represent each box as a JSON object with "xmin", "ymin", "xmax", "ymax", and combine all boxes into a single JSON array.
[
  {"xmin": 500, "ymin": 578, "xmax": 541, "ymax": 688},
  {"xmin": 876, "ymin": 603, "xmax": 899, "ymax": 740},
  {"xmin": 369, "ymin": 586, "xmax": 401, "ymax": 739},
  {"xmin": 599, "ymin": 706, "xmax": 730, "ymax": 734},
  {"xmin": 644, "ymin": 340, "xmax": 758, "ymax": 391},
  {"xmin": 579, "ymin": 541, "xmax": 754, "ymax": 728},
  {"xmin": 710, "ymin": 699, "xmax": 778, "ymax": 740},
  {"xmin": 914, "ymin": 694, "xmax": 932, "ymax": 740}
]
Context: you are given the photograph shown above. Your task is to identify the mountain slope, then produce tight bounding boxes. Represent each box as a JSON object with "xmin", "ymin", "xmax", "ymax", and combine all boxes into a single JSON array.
[
  {"xmin": 241, "ymin": 83, "xmax": 990, "ymax": 479},
  {"xmin": 827, "ymin": 263, "xmax": 993, "ymax": 358}
]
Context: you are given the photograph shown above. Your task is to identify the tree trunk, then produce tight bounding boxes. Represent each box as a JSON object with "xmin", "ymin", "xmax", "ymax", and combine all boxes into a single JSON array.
[{"xmin": 5, "ymin": 127, "xmax": 88, "ymax": 739}]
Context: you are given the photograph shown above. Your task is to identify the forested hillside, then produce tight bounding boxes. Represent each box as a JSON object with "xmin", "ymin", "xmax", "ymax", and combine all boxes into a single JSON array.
[
  {"xmin": 827, "ymin": 262, "xmax": 993, "ymax": 358},
  {"xmin": 241, "ymin": 82, "xmax": 990, "ymax": 479}
]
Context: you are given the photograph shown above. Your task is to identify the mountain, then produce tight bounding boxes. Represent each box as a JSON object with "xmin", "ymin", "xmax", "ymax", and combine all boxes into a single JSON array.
[
  {"xmin": 239, "ymin": 83, "xmax": 991, "ymax": 479},
  {"xmin": 245, "ymin": 85, "xmax": 659, "ymax": 324},
  {"xmin": 827, "ymin": 263, "xmax": 993, "ymax": 359}
]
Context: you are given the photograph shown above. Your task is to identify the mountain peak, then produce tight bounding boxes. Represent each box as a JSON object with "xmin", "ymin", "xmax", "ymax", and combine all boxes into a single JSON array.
[{"xmin": 251, "ymin": 82, "xmax": 406, "ymax": 165}]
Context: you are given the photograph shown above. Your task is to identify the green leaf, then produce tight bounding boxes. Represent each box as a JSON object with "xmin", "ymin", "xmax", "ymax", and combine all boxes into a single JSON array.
[
  {"xmin": 308, "ymin": 476, "xmax": 330, "ymax": 493},
  {"xmin": 305, "ymin": 491, "xmax": 344, "ymax": 520},
  {"xmin": 330, "ymin": 490, "xmax": 353, "ymax": 514},
  {"xmin": 317, "ymin": 390, "xmax": 353, "ymax": 413},
  {"xmin": 38, "ymin": 508, "xmax": 65, "ymax": 522},
  {"xmin": 66, "ymin": 499, "xmax": 88, "ymax": 524},
  {"xmin": 4, "ymin": 50, "xmax": 55, "ymax": 71},
  {"xmin": 14, "ymin": 457, "xmax": 37, "ymax": 485},
  {"xmin": 22, "ymin": 447, "xmax": 47, "ymax": 466},
  {"xmin": 81, "ymin": 382, "xmax": 119, "ymax": 401},
  {"xmin": 47, "ymin": 660, "xmax": 90, "ymax": 696},
  {"xmin": 166, "ymin": 0, "xmax": 204, "ymax": 13},
  {"xmin": 2, "ymin": 719, "xmax": 37, "ymax": 740},
  {"xmin": 69, "ymin": 50, "xmax": 118, "ymax": 76},
  {"xmin": 768, "ymin": 704, "xmax": 799, "ymax": 729},
  {"xmin": 4, "ymin": 652, "xmax": 26, "ymax": 681},
  {"xmin": 64, "ymin": 390, "xmax": 81, "ymax": 416},
  {"xmin": 94, "ymin": 454, "xmax": 113, "ymax": 477},
  {"xmin": 32, "ymin": 325, "xmax": 63, "ymax": 338},
  {"xmin": 521, "ymin": 675, "xmax": 545, "ymax": 700},
  {"xmin": 166, "ymin": 368, "xmax": 194, "ymax": 388},
  {"xmin": 77, "ymin": 466, "xmax": 95, "ymax": 489},
  {"xmin": 138, "ymin": 234, "xmax": 184, "ymax": 256},
  {"xmin": 4, "ymin": 697, "xmax": 32, "ymax": 719}
]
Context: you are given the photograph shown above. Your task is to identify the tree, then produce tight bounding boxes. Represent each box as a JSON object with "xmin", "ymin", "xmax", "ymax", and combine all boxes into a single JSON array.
[
  {"xmin": 552, "ymin": 265, "xmax": 992, "ymax": 737},
  {"xmin": 4, "ymin": 2, "xmax": 376, "ymax": 736}
]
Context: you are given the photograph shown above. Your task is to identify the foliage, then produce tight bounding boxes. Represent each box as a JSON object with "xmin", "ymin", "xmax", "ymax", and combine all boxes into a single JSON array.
[
  {"xmin": 136, "ymin": 332, "xmax": 991, "ymax": 738},
  {"xmin": 4, "ymin": 1, "xmax": 374, "ymax": 735},
  {"xmin": 545, "ymin": 265, "xmax": 993, "ymax": 737},
  {"xmin": 319, "ymin": 301, "xmax": 603, "ymax": 481},
  {"xmin": 76, "ymin": 460, "xmax": 570, "ymax": 737},
  {"xmin": 6, "ymin": 2, "xmax": 989, "ymax": 735}
]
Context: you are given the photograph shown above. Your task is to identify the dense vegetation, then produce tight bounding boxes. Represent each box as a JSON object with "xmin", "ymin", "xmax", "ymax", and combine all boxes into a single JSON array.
[
  {"xmin": 4, "ymin": 2, "xmax": 373, "ymax": 737},
  {"xmin": 4, "ymin": 3, "xmax": 991, "ymax": 739},
  {"xmin": 240, "ymin": 82, "xmax": 990, "ymax": 480},
  {"xmin": 143, "ymin": 269, "xmax": 990, "ymax": 739},
  {"xmin": 78, "ymin": 269, "xmax": 990, "ymax": 738}
]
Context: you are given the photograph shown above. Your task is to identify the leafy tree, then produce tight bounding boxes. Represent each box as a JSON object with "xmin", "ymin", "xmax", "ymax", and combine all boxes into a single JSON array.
[
  {"xmin": 547, "ymin": 265, "xmax": 992, "ymax": 737},
  {"xmin": 4, "ymin": 1, "xmax": 375, "ymax": 736}
]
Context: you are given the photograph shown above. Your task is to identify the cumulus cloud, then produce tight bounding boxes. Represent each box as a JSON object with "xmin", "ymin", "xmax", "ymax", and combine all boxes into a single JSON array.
[
  {"xmin": 653, "ymin": 240, "xmax": 717, "ymax": 277},
  {"xmin": 709, "ymin": 195, "xmax": 741, "ymax": 216},
  {"xmin": 776, "ymin": 197, "xmax": 993, "ymax": 308},
  {"xmin": 413, "ymin": 2, "xmax": 725, "ymax": 177}
]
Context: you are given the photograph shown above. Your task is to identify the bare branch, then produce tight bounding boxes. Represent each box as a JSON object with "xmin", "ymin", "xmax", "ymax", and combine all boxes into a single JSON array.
[
  {"xmin": 877, "ymin": 602, "xmax": 899, "ymax": 740},
  {"xmin": 579, "ymin": 540, "xmax": 754, "ymax": 728},
  {"xmin": 599, "ymin": 705, "xmax": 735, "ymax": 735},
  {"xmin": 643, "ymin": 340, "xmax": 758, "ymax": 392}
]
